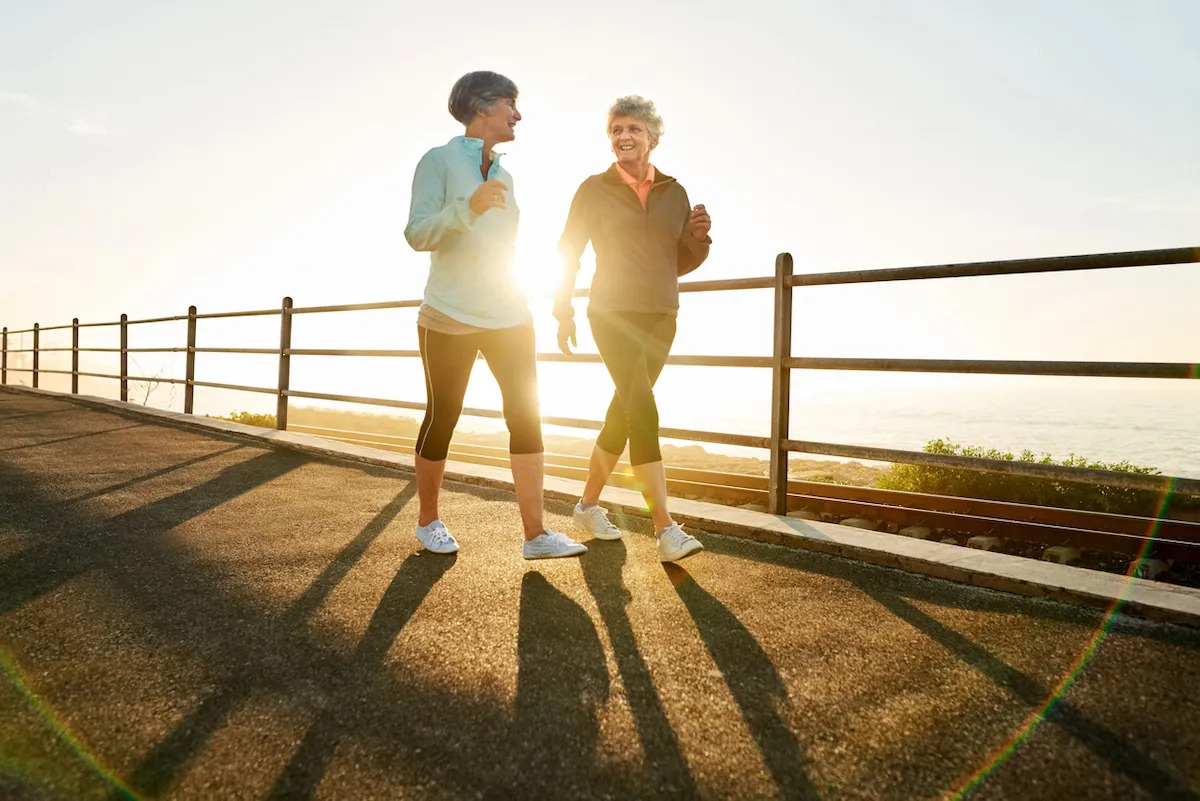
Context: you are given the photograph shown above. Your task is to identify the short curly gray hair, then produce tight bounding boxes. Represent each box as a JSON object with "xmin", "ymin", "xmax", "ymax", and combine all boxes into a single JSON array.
[
  {"xmin": 607, "ymin": 95, "xmax": 664, "ymax": 147},
  {"xmin": 448, "ymin": 71, "xmax": 519, "ymax": 125}
]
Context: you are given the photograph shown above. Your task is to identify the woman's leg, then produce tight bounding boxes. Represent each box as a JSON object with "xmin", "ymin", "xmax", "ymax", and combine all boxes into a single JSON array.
[
  {"xmin": 581, "ymin": 315, "xmax": 675, "ymax": 505},
  {"xmin": 478, "ymin": 323, "xmax": 548, "ymax": 541},
  {"xmin": 590, "ymin": 313, "xmax": 676, "ymax": 531},
  {"xmin": 628, "ymin": 314, "xmax": 677, "ymax": 531},
  {"xmin": 415, "ymin": 325, "xmax": 478, "ymax": 528},
  {"xmin": 580, "ymin": 444, "xmax": 620, "ymax": 506},
  {"xmin": 585, "ymin": 315, "xmax": 638, "ymax": 504}
]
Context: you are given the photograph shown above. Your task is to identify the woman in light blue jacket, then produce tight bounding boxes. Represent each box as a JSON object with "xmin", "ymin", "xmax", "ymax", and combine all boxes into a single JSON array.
[{"xmin": 404, "ymin": 71, "xmax": 586, "ymax": 560}]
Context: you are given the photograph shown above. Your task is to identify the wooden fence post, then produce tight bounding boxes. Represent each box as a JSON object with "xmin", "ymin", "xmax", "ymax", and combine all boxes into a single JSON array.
[
  {"xmin": 120, "ymin": 314, "xmax": 129, "ymax": 402},
  {"xmin": 276, "ymin": 297, "xmax": 293, "ymax": 430},
  {"xmin": 1, "ymin": 327, "xmax": 6, "ymax": 385},
  {"xmin": 71, "ymin": 318, "xmax": 80, "ymax": 394},
  {"xmin": 32, "ymin": 323, "xmax": 39, "ymax": 389},
  {"xmin": 768, "ymin": 253, "xmax": 794, "ymax": 515},
  {"xmin": 184, "ymin": 306, "xmax": 197, "ymax": 414}
]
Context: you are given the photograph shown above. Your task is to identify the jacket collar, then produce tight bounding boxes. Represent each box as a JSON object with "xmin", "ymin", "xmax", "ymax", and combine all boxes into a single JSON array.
[
  {"xmin": 452, "ymin": 135, "xmax": 504, "ymax": 162},
  {"xmin": 602, "ymin": 163, "xmax": 674, "ymax": 186}
]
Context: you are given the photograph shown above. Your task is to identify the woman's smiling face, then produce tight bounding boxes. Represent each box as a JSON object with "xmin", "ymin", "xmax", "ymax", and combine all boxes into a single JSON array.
[
  {"xmin": 481, "ymin": 97, "xmax": 521, "ymax": 143},
  {"xmin": 610, "ymin": 115, "xmax": 653, "ymax": 169}
]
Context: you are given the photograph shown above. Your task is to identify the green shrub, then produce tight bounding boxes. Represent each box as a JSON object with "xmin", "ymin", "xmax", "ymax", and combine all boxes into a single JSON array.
[
  {"xmin": 875, "ymin": 438, "xmax": 1193, "ymax": 516},
  {"xmin": 207, "ymin": 410, "xmax": 277, "ymax": 428}
]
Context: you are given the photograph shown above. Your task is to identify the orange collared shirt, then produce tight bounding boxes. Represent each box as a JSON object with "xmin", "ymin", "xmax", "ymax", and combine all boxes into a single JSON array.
[{"xmin": 614, "ymin": 162, "xmax": 655, "ymax": 208}]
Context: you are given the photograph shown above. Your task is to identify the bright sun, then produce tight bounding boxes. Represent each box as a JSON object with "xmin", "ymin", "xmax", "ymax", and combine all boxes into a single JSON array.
[{"xmin": 513, "ymin": 236, "xmax": 563, "ymax": 300}]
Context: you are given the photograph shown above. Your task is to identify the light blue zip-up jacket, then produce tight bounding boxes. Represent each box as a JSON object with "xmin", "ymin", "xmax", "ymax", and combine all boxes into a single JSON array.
[{"xmin": 404, "ymin": 136, "xmax": 529, "ymax": 329}]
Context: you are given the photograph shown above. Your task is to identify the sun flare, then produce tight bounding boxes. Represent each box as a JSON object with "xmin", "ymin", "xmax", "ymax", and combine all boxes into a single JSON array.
[{"xmin": 514, "ymin": 235, "xmax": 569, "ymax": 300}]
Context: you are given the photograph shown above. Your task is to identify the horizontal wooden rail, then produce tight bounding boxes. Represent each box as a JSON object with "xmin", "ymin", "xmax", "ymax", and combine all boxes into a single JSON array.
[
  {"xmin": 289, "ymin": 349, "xmax": 421, "ymax": 358},
  {"xmin": 786, "ymin": 246, "xmax": 1199, "ymax": 287},
  {"xmin": 189, "ymin": 380, "xmax": 277, "ymax": 395},
  {"xmin": 193, "ymin": 308, "xmax": 281, "ymax": 320},
  {"xmin": 291, "ymin": 300, "xmax": 423, "ymax": 315},
  {"xmin": 281, "ymin": 349, "xmax": 772, "ymax": 368},
  {"xmin": 284, "ymin": 389, "xmax": 427, "ymax": 411},
  {"xmin": 788, "ymin": 492, "xmax": 1199, "ymax": 560},
  {"xmin": 125, "ymin": 314, "xmax": 187, "ymax": 325},
  {"xmin": 785, "ymin": 357, "xmax": 1200, "ymax": 379}
]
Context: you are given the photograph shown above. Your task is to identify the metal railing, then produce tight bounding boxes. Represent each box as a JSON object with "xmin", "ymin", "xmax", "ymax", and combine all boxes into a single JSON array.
[{"xmin": 3, "ymin": 247, "xmax": 1199, "ymax": 523}]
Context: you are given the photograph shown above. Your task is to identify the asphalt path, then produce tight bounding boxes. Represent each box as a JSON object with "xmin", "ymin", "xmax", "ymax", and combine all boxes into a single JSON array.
[{"xmin": 2, "ymin": 389, "xmax": 1199, "ymax": 800}]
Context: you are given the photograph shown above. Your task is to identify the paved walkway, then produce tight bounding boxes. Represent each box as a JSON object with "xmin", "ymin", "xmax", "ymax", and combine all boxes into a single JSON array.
[{"xmin": 2, "ymin": 388, "xmax": 1199, "ymax": 800}]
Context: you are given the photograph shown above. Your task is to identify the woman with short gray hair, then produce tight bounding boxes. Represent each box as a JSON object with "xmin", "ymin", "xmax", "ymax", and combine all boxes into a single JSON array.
[
  {"xmin": 404, "ymin": 71, "xmax": 586, "ymax": 560},
  {"xmin": 556, "ymin": 95, "xmax": 713, "ymax": 562}
]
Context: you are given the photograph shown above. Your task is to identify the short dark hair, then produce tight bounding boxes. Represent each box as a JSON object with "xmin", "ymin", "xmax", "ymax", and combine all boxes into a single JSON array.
[{"xmin": 448, "ymin": 71, "xmax": 519, "ymax": 125}]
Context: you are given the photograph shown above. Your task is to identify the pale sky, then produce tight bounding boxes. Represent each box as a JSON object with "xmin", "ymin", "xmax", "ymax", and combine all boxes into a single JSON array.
[{"xmin": 2, "ymin": 1, "xmax": 1198, "ymax": 405}]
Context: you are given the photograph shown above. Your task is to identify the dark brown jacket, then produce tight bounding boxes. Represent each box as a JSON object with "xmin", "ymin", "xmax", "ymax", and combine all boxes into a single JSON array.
[{"xmin": 555, "ymin": 165, "xmax": 711, "ymax": 320}]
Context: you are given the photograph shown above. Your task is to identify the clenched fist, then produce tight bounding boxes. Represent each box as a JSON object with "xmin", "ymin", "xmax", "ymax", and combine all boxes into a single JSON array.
[
  {"xmin": 689, "ymin": 204, "xmax": 711, "ymax": 241},
  {"xmin": 470, "ymin": 179, "xmax": 509, "ymax": 217}
]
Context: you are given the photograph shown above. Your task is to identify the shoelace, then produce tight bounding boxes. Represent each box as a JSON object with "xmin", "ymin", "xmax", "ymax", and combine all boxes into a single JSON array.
[
  {"xmin": 595, "ymin": 511, "xmax": 620, "ymax": 534},
  {"xmin": 427, "ymin": 524, "xmax": 452, "ymax": 546},
  {"xmin": 664, "ymin": 526, "xmax": 691, "ymax": 547},
  {"xmin": 585, "ymin": 507, "xmax": 619, "ymax": 534}
]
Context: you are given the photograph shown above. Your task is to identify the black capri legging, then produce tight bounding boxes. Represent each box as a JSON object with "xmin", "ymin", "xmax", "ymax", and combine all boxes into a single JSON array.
[
  {"xmin": 416, "ymin": 322, "xmax": 543, "ymax": 460},
  {"xmin": 589, "ymin": 311, "xmax": 677, "ymax": 466}
]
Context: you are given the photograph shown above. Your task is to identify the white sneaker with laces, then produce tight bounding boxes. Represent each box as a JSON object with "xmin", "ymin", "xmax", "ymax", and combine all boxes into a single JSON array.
[
  {"xmin": 523, "ymin": 529, "xmax": 588, "ymax": 560},
  {"xmin": 657, "ymin": 523, "xmax": 703, "ymax": 562},
  {"xmin": 415, "ymin": 520, "xmax": 460, "ymax": 554},
  {"xmin": 573, "ymin": 503, "xmax": 623, "ymax": 540}
]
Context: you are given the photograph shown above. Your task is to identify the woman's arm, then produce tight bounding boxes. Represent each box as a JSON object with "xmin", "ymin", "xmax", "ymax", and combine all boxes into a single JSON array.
[
  {"xmin": 677, "ymin": 189, "xmax": 712, "ymax": 276},
  {"xmin": 403, "ymin": 151, "xmax": 477, "ymax": 252},
  {"xmin": 553, "ymin": 182, "xmax": 591, "ymax": 322}
]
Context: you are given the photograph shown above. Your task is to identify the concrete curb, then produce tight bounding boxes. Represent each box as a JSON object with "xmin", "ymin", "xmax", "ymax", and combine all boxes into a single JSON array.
[{"xmin": 6, "ymin": 385, "xmax": 1200, "ymax": 629}]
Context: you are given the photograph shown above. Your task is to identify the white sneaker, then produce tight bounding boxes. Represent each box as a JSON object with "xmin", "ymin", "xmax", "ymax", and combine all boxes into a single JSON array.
[
  {"xmin": 657, "ymin": 523, "xmax": 703, "ymax": 562},
  {"xmin": 523, "ymin": 529, "xmax": 588, "ymax": 560},
  {"xmin": 415, "ymin": 520, "xmax": 459, "ymax": 554},
  {"xmin": 573, "ymin": 503, "xmax": 623, "ymax": 540}
]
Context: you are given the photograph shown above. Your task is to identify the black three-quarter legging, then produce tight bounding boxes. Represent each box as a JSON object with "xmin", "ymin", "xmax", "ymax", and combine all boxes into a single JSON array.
[
  {"xmin": 416, "ymin": 322, "xmax": 543, "ymax": 461},
  {"xmin": 589, "ymin": 311, "xmax": 677, "ymax": 466}
]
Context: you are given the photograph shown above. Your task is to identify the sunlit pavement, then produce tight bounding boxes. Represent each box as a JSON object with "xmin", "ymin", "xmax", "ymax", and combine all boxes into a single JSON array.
[{"xmin": 2, "ymin": 389, "xmax": 1199, "ymax": 801}]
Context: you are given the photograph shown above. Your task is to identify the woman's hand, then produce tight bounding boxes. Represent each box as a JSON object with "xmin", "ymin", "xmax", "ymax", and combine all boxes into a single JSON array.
[
  {"xmin": 689, "ymin": 204, "xmax": 711, "ymax": 241},
  {"xmin": 557, "ymin": 319, "xmax": 577, "ymax": 356},
  {"xmin": 469, "ymin": 179, "xmax": 509, "ymax": 217}
]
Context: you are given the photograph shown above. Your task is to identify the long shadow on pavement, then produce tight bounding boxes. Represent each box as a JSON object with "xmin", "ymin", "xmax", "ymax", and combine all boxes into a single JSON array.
[
  {"xmin": 580, "ymin": 540, "xmax": 698, "ymax": 797},
  {"xmin": 858, "ymin": 583, "xmax": 1200, "ymax": 801},
  {"xmin": 3, "ymin": 428, "xmax": 655, "ymax": 800},
  {"xmin": 118, "ymin": 482, "xmax": 423, "ymax": 800},
  {"xmin": 0, "ymin": 407, "xmax": 82, "ymax": 423},
  {"xmin": 701, "ymin": 527, "xmax": 1200, "ymax": 652},
  {"xmin": 0, "ymin": 451, "xmax": 303, "ymax": 617},
  {"xmin": 0, "ymin": 424, "xmax": 145, "ymax": 453},
  {"xmin": 698, "ymin": 527, "xmax": 1200, "ymax": 799},
  {"xmin": 64, "ymin": 444, "xmax": 246, "ymax": 505},
  {"xmin": 664, "ymin": 563, "xmax": 820, "ymax": 801},
  {"xmin": 513, "ymin": 571, "xmax": 611, "ymax": 799},
  {"xmin": 266, "ymin": 546, "xmax": 457, "ymax": 800}
]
